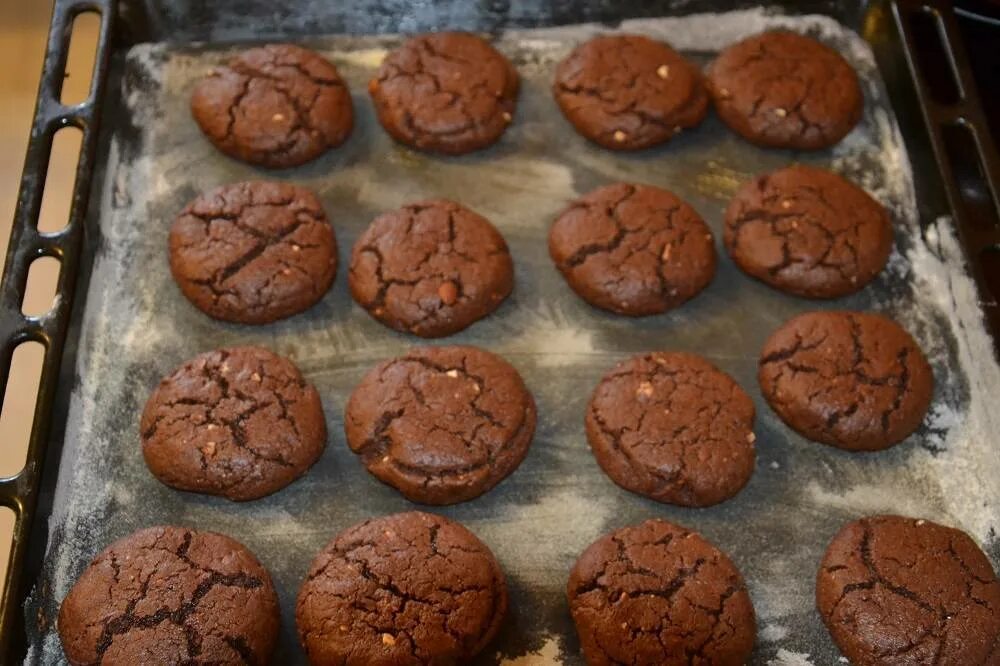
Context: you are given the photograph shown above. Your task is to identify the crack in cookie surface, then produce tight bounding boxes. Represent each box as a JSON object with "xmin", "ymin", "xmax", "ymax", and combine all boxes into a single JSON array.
[
  {"xmin": 140, "ymin": 346, "xmax": 326, "ymax": 501},
  {"xmin": 568, "ymin": 519, "xmax": 755, "ymax": 666},
  {"xmin": 724, "ymin": 165, "xmax": 893, "ymax": 298},
  {"xmin": 758, "ymin": 311, "xmax": 933, "ymax": 451},
  {"xmin": 296, "ymin": 512, "xmax": 507, "ymax": 665},
  {"xmin": 58, "ymin": 526, "xmax": 279, "ymax": 666},
  {"xmin": 169, "ymin": 181, "xmax": 337, "ymax": 324},
  {"xmin": 348, "ymin": 199, "xmax": 513, "ymax": 338},
  {"xmin": 344, "ymin": 346, "xmax": 535, "ymax": 504},
  {"xmin": 586, "ymin": 352, "xmax": 755, "ymax": 507},
  {"xmin": 549, "ymin": 183, "xmax": 716, "ymax": 316},
  {"xmin": 817, "ymin": 515, "xmax": 1000, "ymax": 665}
]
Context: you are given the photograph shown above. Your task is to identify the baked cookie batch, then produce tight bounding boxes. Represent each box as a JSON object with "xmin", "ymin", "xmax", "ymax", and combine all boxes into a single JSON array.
[{"xmin": 56, "ymin": 29, "xmax": 1000, "ymax": 666}]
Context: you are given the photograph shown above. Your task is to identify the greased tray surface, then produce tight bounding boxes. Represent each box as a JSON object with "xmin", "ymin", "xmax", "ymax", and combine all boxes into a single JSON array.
[{"xmin": 25, "ymin": 8, "xmax": 1000, "ymax": 665}]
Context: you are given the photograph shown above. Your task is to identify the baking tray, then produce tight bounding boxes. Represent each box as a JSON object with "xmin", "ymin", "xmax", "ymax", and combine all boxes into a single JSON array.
[{"xmin": 3, "ymin": 1, "xmax": 1000, "ymax": 664}]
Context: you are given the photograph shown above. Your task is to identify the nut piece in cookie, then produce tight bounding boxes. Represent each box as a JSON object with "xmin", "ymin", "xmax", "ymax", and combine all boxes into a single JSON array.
[
  {"xmin": 549, "ymin": 183, "xmax": 716, "ymax": 316},
  {"xmin": 296, "ymin": 511, "xmax": 508, "ymax": 664},
  {"xmin": 191, "ymin": 44, "xmax": 353, "ymax": 168},
  {"xmin": 706, "ymin": 31, "xmax": 863, "ymax": 149},
  {"xmin": 724, "ymin": 164, "xmax": 893, "ymax": 298},
  {"xmin": 758, "ymin": 311, "xmax": 933, "ymax": 451},
  {"xmin": 553, "ymin": 35, "xmax": 708, "ymax": 150},
  {"xmin": 344, "ymin": 346, "xmax": 536, "ymax": 505},
  {"xmin": 141, "ymin": 346, "xmax": 327, "ymax": 501},
  {"xmin": 349, "ymin": 199, "xmax": 514, "ymax": 338},
  {"xmin": 586, "ymin": 352, "xmax": 756, "ymax": 507},
  {"xmin": 169, "ymin": 181, "xmax": 337, "ymax": 324},
  {"xmin": 58, "ymin": 526, "xmax": 280, "ymax": 666},
  {"xmin": 817, "ymin": 515, "xmax": 1000, "ymax": 665},
  {"xmin": 568, "ymin": 518, "xmax": 756, "ymax": 665},
  {"xmin": 368, "ymin": 32, "xmax": 519, "ymax": 154}
]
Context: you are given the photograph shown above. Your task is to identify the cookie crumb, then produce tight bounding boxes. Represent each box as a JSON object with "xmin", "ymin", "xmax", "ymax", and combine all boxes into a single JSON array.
[
  {"xmin": 781, "ymin": 200, "xmax": 792, "ymax": 209},
  {"xmin": 291, "ymin": 244, "xmax": 301, "ymax": 252},
  {"xmin": 502, "ymin": 111, "xmax": 512, "ymax": 123},
  {"xmin": 656, "ymin": 64, "xmax": 670, "ymax": 79},
  {"xmin": 200, "ymin": 441, "xmax": 217, "ymax": 457},
  {"xmin": 251, "ymin": 372, "xmax": 262, "ymax": 382},
  {"xmin": 446, "ymin": 369, "xmax": 460, "ymax": 378},
  {"xmin": 774, "ymin": 107, "xmax": 787, "ymax": 118},
  {"xmin": 770, "ymin": 461, "xmax": 780, "ymax": 470},
  {"xmin": 613, "ymin": 130, "xmax": 627, "ymax": 143},
  {"xmin": 636, "ymin": 381, "xmax": 654, "ymax": 398},
  {"xmin": 718, "ymin": 87, "xmax": 730, "ymax": 98},
  {"xmin": 271, "ymin": 113, "xmax": 285, "ymax": 122},
  {"xmin": 747, "ymin": 432, "xmax": 756, "ymax": 444},
  {"xmin": 340, "ymin": 625, "xmax": 348, "ymax": 632},
  {"xmin": 916, "ymin": 519, "xmax": 926, "ymax": 526},
  {"xmin": 661, "ymin": 245, "xmax": 672, "ymax": 262},
  {"xmin": 382, "ymin": 633, "xmax": 396, "ymax": 646},
  {"xmin": 438, "ymin": 281, "xmax": 459, "ymax": 305}
]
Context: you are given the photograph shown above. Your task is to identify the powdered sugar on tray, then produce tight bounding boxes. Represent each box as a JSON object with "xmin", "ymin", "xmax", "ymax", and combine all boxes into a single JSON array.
[{"xmin": 24, "ymin": 8, "xmax": 1000, "ymax": 666}]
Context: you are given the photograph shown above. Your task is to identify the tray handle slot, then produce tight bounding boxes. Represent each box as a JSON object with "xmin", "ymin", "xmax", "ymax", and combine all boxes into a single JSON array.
[
  {"xmin": 0, "ymin": 0, "xmax": 115, "ymax": 660},
  {"xmin": 894, "ymin": 0, "xmax": 1000, "ymax": 357}
]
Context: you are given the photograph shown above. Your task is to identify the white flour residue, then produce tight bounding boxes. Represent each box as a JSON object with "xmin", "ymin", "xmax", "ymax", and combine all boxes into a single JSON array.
[
  {"xmin": 768, "ymin": 649, "xmax": 817, "ymax": 666},
  {"xmin": 761, "ymin": 624, "xmax": 790, "ymax": 643},
  {"xmin": 499, "ymin": 637, "xmax": 562, "ymax": 665}
]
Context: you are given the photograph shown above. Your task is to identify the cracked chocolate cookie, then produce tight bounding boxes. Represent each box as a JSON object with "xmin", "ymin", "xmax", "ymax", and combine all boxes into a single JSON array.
[
  {"xmin": 141, "ymin": 346, "xmax": 326, "ymax": 501},
  {"xmin": 759, "ymin": 311, "xmax": 933, "ymax": 451},
  {"xmin": 553, "ymin": 35, "xmax": 708, "ymax": 150},
  {"xmin": 368, "ymin": 32, "xmax": 519, "ymax": 154},
  {"xmin": 817, "ymin": 515, "xmax": 1000, "ymax": 665},
  {"xmin": 59, "ymin": 525, "xmax": 279, "ymax": 666},
  {"xmin": 191, "ymin": 44, "xmax": 353, "ymax": 168},
  {"xmin": 724, "ymin": 165, "xmax": 893, "ymax": 298},
  {"xmin": 549, "ymin": 183, "xmax": 716, "ymax": 316},
  {"xmin": 344, "ymin": 346, "xmax": 535, "ymax": 505},
  {"xmin": 296, "ymin": 511, "xmax": 508, "ymax": 664},
  {"xmin": 349, "ymin": 199, "xmax": 513, "ymax": 338},
  {"xmin": 169, "ymin": 181, "xmax": 337, "ymax": 324},
  {"xmin": 568, "ymin": 519, "xmax": 756, "ymax": 665},
  {"xmin": 586, "ymin": 352, "xmax": 756, "ymax": 507},
  {"xmin": 706, "ymin": 31, "xmax": 863, "ymax": 149}
]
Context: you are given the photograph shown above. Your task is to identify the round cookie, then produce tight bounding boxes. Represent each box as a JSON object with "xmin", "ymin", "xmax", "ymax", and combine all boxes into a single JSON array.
[
  {"xmin": 549, "ymin": 183, "xmax": 716, "ymax": 316},
  {"xmin": 817, "ymin": 515, "xmax": 1000, "ymax": 664},
  {"xmin": 141, "ymin": 346, "xmax": 326, "ymax": 501},
  {"xmin": 758, "ymin": 311, "xmax": 933, "ymax": 451},
  {"xmin": 586, "ymin": 352, "xmax": 756, "ymax": 507},
  {"xmin": 553, "ymin": 35, "xmax": 708, "ymax": 150},
  {"xmin": 349, "ymin": 199, "xmax": 513, "ymax": 337},
  {"xmin": 706, "ymin": 31, "xmax": 863, "ymax": 149},
  {"xmin": 724, "ymin": 165, "xmax": 893, "ymax": 298},
  {"xmin": 59, "ymin": 526, "xmax": 279, "ymax": 666},
  {"xmin": 368, "ymin": 32, "xmax": 519, "ymax": 154},
  {"xmin": 191, "ymin": 44, "xmax": 353, "ymax": 168},
  {"xmin": 169, "ymin": 181, "xmax": 337, "ymax": 324},
  {"xmin": 296, "ymin": 511, "xmax": 508, "ymax": 664},
  {"xmin": 344, "ymin": 345, "xmax": 535, "ymax": 505},
  {"xmin": 567, "ymin": 519, "xmax": 756, "ymax": 666}
]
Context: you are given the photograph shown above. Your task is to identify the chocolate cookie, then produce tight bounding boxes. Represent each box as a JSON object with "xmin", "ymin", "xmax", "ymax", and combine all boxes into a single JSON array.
[
  {"xmin": 141, "ymin": 346, "xmax": 326, "ymax": 501},
  {"xmin": 368, "ymin": 32, "xmax": 519, "ymax": 154},
  {"xmin": 724, "ymin": 165, "xmax": 893, "ymax": 298},
  {"xmin": 817, "ymin": 515, "xmax": 1000, "ymax": 664},
  {"xmin": 344, "ymin": 346, "xmax": 535, "ymax": 505},
  {"xmin": 568, "ymin": 519, "xmax": 756, "ymax": 665},
  {"xmin": 707, "ymin": 31, "xmax": 863, "ymax": 149},
  {"xmin": 553, "ymin": 35, "xmax": 708, "ymax": 150},
  {"xmin": 586, "ymin": 352, "xmax": 756, "ymax": 507},
  {"xmin": 349, "ymin": 199, "xmax": 513, "ymax": 337},
  {"xmin": 169, "ymin": 181, "xmax": 337, "ymax": 324},
  {"xmin": 759, "ymin": 311, "xmax": 933, "ymax": 451},
  {"xmin": 59, "ymin": 526, "xmax": 279, "ymax": 666},
  {"xmin": 296, "ymin": 511, "xmax": 508, "ymax": 664},
  {"xmin": 191, "ymin": 44, "xmax": 353, "ymax": 168},
  {"xmin": 549, "ymin": 183, "xmax": 716, "ymax": 316}
]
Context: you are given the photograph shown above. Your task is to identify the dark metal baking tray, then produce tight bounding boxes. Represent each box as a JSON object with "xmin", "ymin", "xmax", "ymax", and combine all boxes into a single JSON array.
[{"xmin": 3, "ymin": 1, "xmax": 999, "ymax": 664}]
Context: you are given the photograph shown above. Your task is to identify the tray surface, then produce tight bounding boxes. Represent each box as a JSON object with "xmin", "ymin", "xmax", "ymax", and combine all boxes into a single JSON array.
[{"xmin": 25, "ymin": 8, "xmax": 1000, "ymax": 665}]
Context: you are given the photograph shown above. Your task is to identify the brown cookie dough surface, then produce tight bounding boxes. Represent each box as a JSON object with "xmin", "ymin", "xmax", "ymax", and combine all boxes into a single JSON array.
[
  {"xmin": 817, "ymin": 515, "xmax": 1000, "ymax": 665},
  {"xmin": 707, "ymin": 31, "xmax": 863, "ymax": 149},
  {"xmin": 141, "ymin": 346, "xmax": 326, "ymax": 501},
  {"xmin": 759, "ymin": 311, "xmax": 933, "ymax": 451},
  {"xmin": 725, "ymin": 165, "xmax": 893, "ymax": 298},
  {"xmin": 344, "ymin": 346, "xmax": 535, "ymax": 505},
  {"xmin": 368, "ymin": 32, "xmax": 519, "ymax": 154},
  {"xmin": 549, "ymin": 183, "xmax": 716, "ymax": 316},
  {"xmin": 568, "ymin": 519, "xmax": 756, "ymax": 666},
  {"xmin": 169, "ymin": 181, "xmax": 337, "ymax": 324},
  {"xmin": 296, "ymin": 511, "xmax": 508, "ymax": 664},
  {"xmin": 191, "ymin": 44, "xmax": 352, "ymax": 168},
  {"xmin": 349, "ymin": 199, "xmax": 513, "ymax": 337},
  {"xmin": 586, "ymin": 352, "xmax": 756, "ymax": 507},
  {"xmin": 553, "ymin": 35, "xmax": 708, "ymax": 150},
  {"xmin": 58, "ymin": 526, "xmax": 279, "ymax": 666}
]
